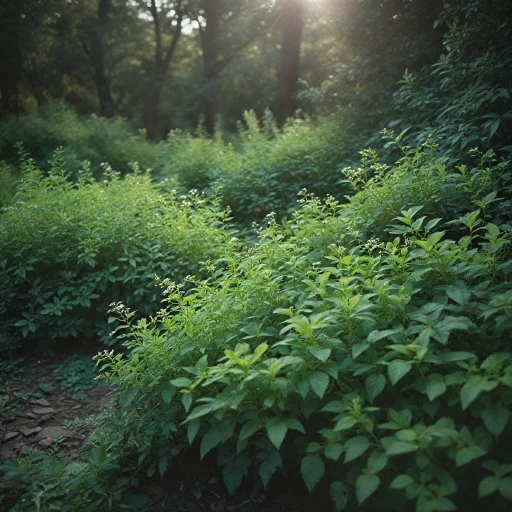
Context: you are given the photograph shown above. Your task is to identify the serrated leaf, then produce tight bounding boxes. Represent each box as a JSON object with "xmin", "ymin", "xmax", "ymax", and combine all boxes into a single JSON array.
[
  {"xmin": 223, "ymin": 466, "xmax": 243, "ymax": 495},
  {"xmin": 482, "ymin": 406, "xmax": 510, "ymax": 436},
  {"xmin": 187, "ymin": 418, "xmax": 200, "ymax": 445},
  {"xmin": 388, "ymin": 360, "xmax": 412, "ymax": 385},
  {"xmin": 456, "ymin": 445, "xmax": 487, "ymax": 466},
  {"xmin": 352, "ymin": 343, "xmax": 370, "ymax": 359},
  {"xmin": 309, "ymin": 346, "xmax": 331, "ymax": 362},
  {"xmin": 266, "ymin": 418, "xmax": 288, "ymax": 450},
  {"xmin": 239, "ymin": 419, "xmax": 261, "ymax": 441},
  {"xmin": 330, "ymin": 481, "xmax": 348, "ymax": 512},
  {"xmin": 446, "ymin": 284, "xmax": 471, "ymax": 305},
  {"xmin": 200, "ymin": 425, "xmax": 223, "ymax": 459},
  {"xmin": 366, "ymin": 374, "xmax": 386, "ymax": 403},
  {"xmin": 182, "ymin": 393, "xmax": 192, "ymax": 412},
  {"xmin": 460, "ymin": 380, "xmax": 481, "ymax": 410},
  {"xmin": 356, "ymin": 473, "xmax": 380, "ymax": 505},
  {"xmin": 286, "ymin": 418, "xmax": 306, "ymax": 433},
  {"xmin": 426, "ymin": 376, "xmax": 447, "ymax": 402},
  {"xmin": 390, "ymin": 474, "xmax": 414, "ymax": 489},
  {"xmin": 367, "ymin": 452, "xmax": 388, "ymax": 474},
  {"xmin": 259, "ymin": 451, "xmax": 282, "ymax": 488},
  {"xmin": 344, "ymin": 436, "xmax": 370, "ymax": 463},
  {"xmin": 301, "ymin": 454, "xmax": 325, "ymax": 492},
  {"xmin": 309, "ymin": 371, "xmax": 330, "ymax": 399}
]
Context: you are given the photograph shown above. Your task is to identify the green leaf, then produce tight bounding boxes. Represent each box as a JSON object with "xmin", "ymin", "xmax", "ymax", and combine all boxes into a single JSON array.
[
  {"xmin": 344, "ymin": 436, "xmax": 370, "ymax": 463},
  {"xmin": 259, "ymin": 451, "xmax": 282, "ymax": 488},
  {"xmin": 158, "ymin": 456, "xmax": 168, "ymax": 478},
  {"xmin": 460, "ymin": 380, "xmax": 481, "ymax": 410},
  {"xmin": 479, "ymin": 476, "xmax": 499, "ymax": 497},
  {"xmin": 250, "ymin": 343, "xmax": 268, "ymax": 363},
  {"xmin": 266, "ymin": 418, "xmax": 288, "ymax": 450},
  {"xmin": 366, "ymin": 374, "xmax": 386, "ymax": 403},
  {"xmin": 325, "ymin": 444, "xmax": 343, "ymax": 461},
  {"xmin": 426, "ymin": 375, "xmax": 447, "ymax": 402},
  {"xmin": 446, "ymin": 284, "xmax": 471, "ymax": 305},
  {"xmin": 352, "ymin": 343, "xmax": 370, "ymax": 359},
  {"xmin": 286, "ymin": 418, "xmax": 306, "ymax": 433},
  {"xmin": 309, "ymin": 346, "xmax": 331, "ymax": 362},
  {"xmin": 390, "ymin": 474, "xmax": 414, "ymax": 489},
  {"xmin": 388, "ymin": 360, "xmax": 412, "ymax": 385},
  {"xmin": 386, "ymin": 441, "xmax": 418, "ymax": 456},
  {"xmin": 301, "ymin": 454, "xmax": 325, "ymax": 493},
  {"xmin": 356, "ymin": 473, "xmax": 380, "ymax": 505},
  {"xmin": 187, "ymin": 418, "xmax": 200, "ymax": 445},
  {"xmin": 456, "ymin": 446, "xmax": 487, "ymax": 466},
  {"xmin": 334, "ymin": 415, "xmax": 358, "ymax": 431},
  {"xmin": 309, "ymin": 371, "xmax": 330, "ymax": 399},
  {"xmin": 239, "ymin": 419, "xmax": 262, "ymax": 441},
  {"xmin": 367, "ymin": 452, "xmax": 388, "ymax": 474},
  {"xmin": 498, "ymin": 477, "xmax": 512, "ymax": 501},
  {"xmin": 330, "ymin": 481, "xmax": 348, "ymax": 512},
  {"xmin": 182, "ymin": 394, "xmax": 192, "ymax": 413},
  {"xmin": 200, "ymin": 425, "xmax": 223, "ymax": 459},
  {"xmin": 171, "ymin": 377, "xmax": 192, "ymax": 388},
  {"xmin": 482, "ymin": 406, "xmax": 510, "ymax": 436}
]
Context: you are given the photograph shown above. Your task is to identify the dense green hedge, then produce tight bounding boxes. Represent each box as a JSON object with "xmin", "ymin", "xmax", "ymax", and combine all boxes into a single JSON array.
[{"xmin": 0, "ymin": 151, "xmax": 232, "ymax": 351}]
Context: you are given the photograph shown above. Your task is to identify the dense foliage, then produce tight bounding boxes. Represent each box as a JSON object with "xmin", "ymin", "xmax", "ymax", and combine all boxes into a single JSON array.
[
  {"xmin": 162, "ymin": 111, "xmax": 354, "ymax": 224},
  {"xmin": 0, "ymin": 152, "xmax": 231, "ymax": 351},
  {"xmin": 1, "ymin": 1, "xmax": 512, "ymax": 511},
  {"xmin": 0, "ymin": 104, "xmax": 157, "ymax": 178}
]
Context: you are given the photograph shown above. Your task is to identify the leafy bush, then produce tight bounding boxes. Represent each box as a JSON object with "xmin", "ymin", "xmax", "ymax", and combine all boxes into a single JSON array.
[
  {"xmin": 393, "ymin": 0, "xmax": 512, "ymax": 159},
  {"xmin": 0, "ymin": 151, "xmax": 233, "ymax": 351},
  {"xmin": 0, "ymin": 103, "xmax": 158, "ymax": 178},
  {"xmin": 160, "ymin": 111, "xmax": 354, "ymax": 225},
  {"xmin": 0, "ymin": 447, "xmax": 151, "ymax": 511},
  {"xmin": 84, "ymin": 136, "xmax": 512, "ymax": 512},
  {"xmin": 0, "ymin": 160, "xmax": 18, "ymax": 208}
]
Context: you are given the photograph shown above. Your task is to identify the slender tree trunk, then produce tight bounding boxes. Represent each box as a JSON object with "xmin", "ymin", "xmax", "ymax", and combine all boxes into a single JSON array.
[
  {"xmin": 277, "ymin": 0, "xmax": 306, "ymax": 126},
  {"xmin": 26, "ymin": 60, "xmax": 46, "ymax": 107},
  {"xmin": 143, "ymin": 0, "xmax": 183, "ymax": 139},
  {"xmin": 200, "ymin": 0, "xmax": 221, "ymax": 134},
  {"xmin": 143, "ymin": 74, "xmax": 165, "ymax": 140},
  {"xmin": 84, "ymin": 0, "xmax": 115, "ymax": 117}
]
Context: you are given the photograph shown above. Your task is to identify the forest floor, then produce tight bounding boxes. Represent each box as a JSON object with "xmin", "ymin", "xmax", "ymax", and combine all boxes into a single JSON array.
[{"xmin": 1, "ymin": 350, "xmax": 331, "ymax": 512}]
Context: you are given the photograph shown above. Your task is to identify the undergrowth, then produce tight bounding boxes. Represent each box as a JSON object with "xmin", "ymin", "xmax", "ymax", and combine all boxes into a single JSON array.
[
  {"xmin": 0, "ymin": 150, "xmax": 233, "ymax": 352},
  {"xmin": 3, "ymin": 135, "xmax": 510, "ymax": 511}
]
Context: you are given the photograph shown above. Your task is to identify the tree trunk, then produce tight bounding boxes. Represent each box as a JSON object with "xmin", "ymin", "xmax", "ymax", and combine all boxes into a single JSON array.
[
  {"xmin": 277, "ymin": 0, "xmax": 306, "ymax": 126},
  {"xmin": 200, "ymin": 0, "xmax": 221, "ymax": 134},
  {"xmin": 89, "ymin": 0, "xmax": 115, "ymax": 117},
  {"xmin": 143, "ymin": 75, "xmax": 164, "ymax": 140},
  {"xmin": 142, "ymin": 0, "xmax": 184, "ymax": 139}
]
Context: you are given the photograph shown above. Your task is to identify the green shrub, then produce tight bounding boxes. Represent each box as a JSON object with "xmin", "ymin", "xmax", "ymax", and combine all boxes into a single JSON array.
[
  {"xmin": 85, "ymin": 137, "xmax": 512, "ymax": 512},
  {"xmin": 0, "ymin": 150, "xmax": 233, "ymax": 351},
  {"xmin": 0, "ymin": 103, "xmax": 158, "ymax": 179},
  {"xmin": 160, "ymin": 111, "xmax": 354, "ymax": 225},
  {"xmin": 0, "ymin": 160, "xmax": 18, "ymax": 208},
  {"xmin": 393, "ymin": 0, "xmax": 512, "ymax": 159},
  {"xmin": 0, "ymin": 447, "xmax": 151, "ymax": 511}
]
